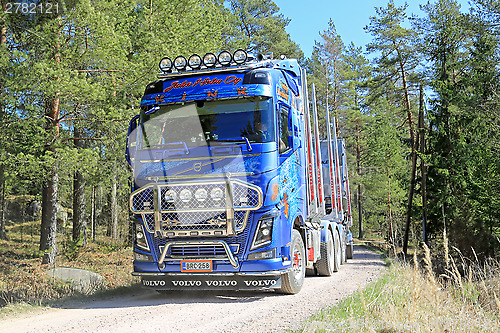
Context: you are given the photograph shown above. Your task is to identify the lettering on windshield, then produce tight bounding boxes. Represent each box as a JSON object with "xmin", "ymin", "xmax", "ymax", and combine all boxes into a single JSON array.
[{"xmin": 163, "ymin": 75, "xmax": 243, "ymax": 93}]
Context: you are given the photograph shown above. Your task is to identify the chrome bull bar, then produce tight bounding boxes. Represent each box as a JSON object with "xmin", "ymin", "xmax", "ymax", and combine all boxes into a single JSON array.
[{"xmin": 157, "ymin": 240, "xmax": 239, "ymax": 269}]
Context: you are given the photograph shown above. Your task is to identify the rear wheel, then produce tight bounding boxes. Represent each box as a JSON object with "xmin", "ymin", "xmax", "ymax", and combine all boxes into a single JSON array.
[
  {"xmin": 316, "ymin": 229, "xmax": 335, "ymax": 276},
  {"xmin": 279, "ymin": 229, "xmax": 305, "ymax": 294}
]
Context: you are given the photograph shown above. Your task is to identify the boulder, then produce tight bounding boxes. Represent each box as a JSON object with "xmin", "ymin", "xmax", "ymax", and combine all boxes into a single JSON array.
[{"xmin": 45, "ymin": 267, "xmax": 104, "ymax": 294}]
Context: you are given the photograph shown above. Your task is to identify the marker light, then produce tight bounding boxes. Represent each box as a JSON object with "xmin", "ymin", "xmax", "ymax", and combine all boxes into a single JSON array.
[
  {"xmin": 233, "ymin": 49, "xmax": 247, "ymax": 64},
  {"xmin": 188, "ymin": 54, "xmax": 202, "ymax": 69},
  {"xmin": 203, "ymin": 53, "xmax": 217, "ymax": 67},
  {"xmin": 159, "ymin": 57, "xmax": 172, "ymax": 73},
  {"xmin": 218, "ymin": 51, "xmax": 232, "ymax": 66},
  {"xmin": 173, "ymin": 56, "xmax": 187, "ymax": 70}
]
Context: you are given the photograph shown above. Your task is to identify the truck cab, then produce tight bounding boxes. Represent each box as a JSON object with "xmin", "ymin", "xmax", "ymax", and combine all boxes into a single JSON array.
[{"xmin": 126, "ymin": 50, "xmax": 353, "ymax": 294}]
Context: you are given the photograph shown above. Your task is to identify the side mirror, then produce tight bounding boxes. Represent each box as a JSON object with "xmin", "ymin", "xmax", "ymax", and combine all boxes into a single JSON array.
[
  {"xmin": 125, "ymin": 114, "xmax": 140, "ymax": 166},
  {"xmin": 289, "ymin": 109, "xmax": 300, "ymax": 150}
]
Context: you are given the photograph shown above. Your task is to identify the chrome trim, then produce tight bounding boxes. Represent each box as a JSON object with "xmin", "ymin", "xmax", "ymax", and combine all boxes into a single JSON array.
[
  {"xmin": 157, "ymin": 240, "xmax": 239, "ymax": 269},
  {"xmin": 139, "ymin": 152, "xmax": 261, "ymax": 163},
  {"xmin": 153, "ymin": 184, "xmax": 161, "ymax": 236},
  {"xmin": 225, "ymin": 178, "xmax": 235, "ymax": 236},
  {"xmin": 237, "ymin": 269, "xmax": 290, "ymax": 276},
  {"xmin": 146, "ymin": 173, "xmax": 254, "ymax": 181},
  {"xmin": 133, "ymin": 270, "xmax": 289, "ymax": 277}
]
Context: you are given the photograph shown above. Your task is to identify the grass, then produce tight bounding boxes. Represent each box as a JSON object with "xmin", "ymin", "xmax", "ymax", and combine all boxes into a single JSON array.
[
  {"xmin": 0, "ymin": 218, "xmax": 139, "ymax": 317},
  {"xmin": 298, "ymin": 239, "xmax": 500, "ymax": 333}
]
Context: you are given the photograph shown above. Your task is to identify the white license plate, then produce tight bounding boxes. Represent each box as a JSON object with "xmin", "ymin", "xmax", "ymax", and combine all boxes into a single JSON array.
[{"xmin": 180, "ymin": 260, "xmax": 212, "ymax": 272}]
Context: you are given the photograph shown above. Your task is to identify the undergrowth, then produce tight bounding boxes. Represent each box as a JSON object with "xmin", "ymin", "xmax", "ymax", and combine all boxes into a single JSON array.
[
  {"xmin": 299, "ymin": 236, "xmax": 500, "ymax": 332},
  {"xmin": 0, "ymin": 219, "xmax": 138, "ymax": 315}
]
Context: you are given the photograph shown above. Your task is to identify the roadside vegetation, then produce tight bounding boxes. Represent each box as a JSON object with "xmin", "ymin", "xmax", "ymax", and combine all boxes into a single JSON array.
[
  {"xmin": 0, "ymin": 218, "xmax": 137, "ymax": 317},
  {"xmin": 299, "ymin": 238, "xmax": 500, "ymax": 332}
]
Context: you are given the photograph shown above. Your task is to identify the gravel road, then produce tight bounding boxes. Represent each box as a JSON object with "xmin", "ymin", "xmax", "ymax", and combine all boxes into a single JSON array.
[{"xmin": 1, "ymin": 246, "xmax": 385, "ymax": 333}]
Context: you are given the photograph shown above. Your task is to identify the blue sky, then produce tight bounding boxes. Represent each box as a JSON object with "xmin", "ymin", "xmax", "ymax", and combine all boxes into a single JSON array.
[{"xmin": 273, "ymin": 0, "xmax": 472, "ymax": 58}]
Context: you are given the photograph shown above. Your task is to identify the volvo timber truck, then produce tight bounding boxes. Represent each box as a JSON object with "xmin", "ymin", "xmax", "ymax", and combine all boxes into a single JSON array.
[{"xmin": 125, "ymin": 50, "xmax": 353, "ymax": 294}]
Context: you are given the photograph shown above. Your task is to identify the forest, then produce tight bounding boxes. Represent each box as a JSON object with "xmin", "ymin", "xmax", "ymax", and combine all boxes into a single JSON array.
[{"xmin": 0, "ymin": 0, "xmax": 498, "ymax": 266}]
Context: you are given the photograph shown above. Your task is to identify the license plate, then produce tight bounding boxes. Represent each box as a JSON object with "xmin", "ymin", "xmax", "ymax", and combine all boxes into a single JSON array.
[{"xmin": 180, "ymin": 260, "xmax": 213, "ymax": 272}]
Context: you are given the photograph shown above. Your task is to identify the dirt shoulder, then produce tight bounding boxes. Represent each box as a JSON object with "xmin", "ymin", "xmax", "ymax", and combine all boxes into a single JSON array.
[{"xmin": 0, "ymin": 246, "xmax": 385, "ymax": 333}]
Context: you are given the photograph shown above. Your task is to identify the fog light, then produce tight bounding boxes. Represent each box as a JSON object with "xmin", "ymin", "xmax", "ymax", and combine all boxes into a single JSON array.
[
  {"xmin": 134, "ymin": 252, "xmax": 153, "ymax": 261},
  {"xmin": 188, "ymin": 54, "xmax": 202, "ymax": 69},
  {"xmin": 248, "ymin": 248, "xmax": 277, "ymax": 261},
  {"xmin": 233, "ymin": 49, "xmax": 247, "ymax": 64}
]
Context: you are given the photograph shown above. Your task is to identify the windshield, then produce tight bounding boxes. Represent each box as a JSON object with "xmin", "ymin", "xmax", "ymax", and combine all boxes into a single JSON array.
[{"xmin": 138, "ymin": 97, "xmax": 274, "ymax": 150}]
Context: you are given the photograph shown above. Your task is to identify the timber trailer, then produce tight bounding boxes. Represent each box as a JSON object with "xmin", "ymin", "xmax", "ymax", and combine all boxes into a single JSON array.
[{"xmin": 125, "ymin": 50, "xmax": 353, "ymax": 294}]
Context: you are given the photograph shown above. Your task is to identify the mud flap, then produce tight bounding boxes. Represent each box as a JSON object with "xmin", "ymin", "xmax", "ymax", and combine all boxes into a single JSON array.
[{"xmin": 141, "ymin": 274, "xmax": 281, "ymax": 290}]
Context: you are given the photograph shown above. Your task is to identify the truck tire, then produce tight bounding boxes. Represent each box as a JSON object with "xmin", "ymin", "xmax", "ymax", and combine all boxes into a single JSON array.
[
  {"xmin": 346, "ymin": 243, "xmax": 353, "ymax": 259},
  {"xmin": 279, "ymin": 229, "xmax": 305, "ymax": 294},
  {"xmin": 316, "ymin": 229, "xmax": 335, "ymax": 276},
  {"xmin": 333, "ymin": 231, "xmax": 341, "ymax": 272},
  {"xmin": 341, "ymin": 232, "xmax": 347, "ymax": 264}
]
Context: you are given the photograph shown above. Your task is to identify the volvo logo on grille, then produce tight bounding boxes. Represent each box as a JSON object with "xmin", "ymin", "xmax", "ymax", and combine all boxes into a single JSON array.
[{"xmin": 193, "ymin": 162, "xmax": 202, "ymax": 172}]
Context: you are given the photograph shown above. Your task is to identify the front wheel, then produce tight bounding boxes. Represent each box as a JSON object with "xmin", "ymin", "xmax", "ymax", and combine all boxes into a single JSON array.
[{"xmin": 279, "ymin": 229, "xmax": 305, "ymax": 294}]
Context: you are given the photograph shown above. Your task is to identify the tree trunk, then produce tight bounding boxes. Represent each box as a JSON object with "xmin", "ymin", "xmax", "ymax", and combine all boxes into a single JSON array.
[
  {"xmin": 419, "ymin": 87, "xmax": 428, "ymax": 245},
  {"xmin": 111, "ymin": 176, "xmax": 118, "ymax": 239},
  {"xmin": 72, "ymin": 127, "xmax": 87, "ymax": 244},
  {"xmin": 0, "ymin": 5, "xmax": 7, "ymax": 241},
  {"xmin": 40, "ymin": 165, "xmax": 59, "ymax": 265},
  {"xmin": 0, "ymin": 164, "xmax": 7, "ymax": 240},
  {"xmin": 355, "ymin": 114, "xmax": 363, "ymax": 239}
]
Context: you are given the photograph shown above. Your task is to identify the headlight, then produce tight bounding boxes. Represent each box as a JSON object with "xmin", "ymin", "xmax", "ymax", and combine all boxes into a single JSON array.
[
  {"xmin": 159, "ymin": 57, "xmax": 172, "ymax": 73},
  {"xmin": 233, "ymin": 49, "xmax": 247, "ymax": 64},
  {"xmin": 203, "ymin": 53, "xmax": 217, "ymax": 67},
  {"xmin": 179, "ymin": 189, "xmax": 192, "ymax": 202},
  {"xmin": 174, "ymin": 56, "xmax": 187, "ymax": 70},
  {"xmin": 188, "ymin": 54, "xmax": 202, "ymax": 69},
  {"xmin": 218, "ymin": 51, "xmax": 232, "ymax": 66},
  {"xmin": 194, "ymin": 188, "xmax": 208, "ymax": 202},
  {"xmin": 210, "ymin": 188, "xmax": 224, "ymax": 201},
  {"xmin": 251, "ymin": 218, "xmax": 273, "ymax": 250},
  {"xmin": 135, "ymin": 224, "xmax": 150, "ymax": 251},
  {"xmin": 164, "ymin": 189, "xmax": 177, "ymax": 203}
]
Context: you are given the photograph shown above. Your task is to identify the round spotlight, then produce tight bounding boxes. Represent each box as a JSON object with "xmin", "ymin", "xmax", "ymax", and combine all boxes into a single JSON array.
[
  {"xmin": 173, "ymin": 56, "xmax": 187, "ymax": 70},
  {"xmin": 188, "ymin": 54, "xmax": 202, "ymax": 69},
  {"xmin": 218, "ymin": 51, "xmax": 232, "ymax": 66},
  {"xmin": 164, "ymin": 189, "xmax": 177, "ymax": 203},
  {"xmin": 159, "ymin": 57, "xmax": 172, "ymax": 73},
  {"xmin": 194, "ymin": 188, "xmax": 208, "ymax": 202},
  {"xmin": 210, "ymin": 188, "xmax": 224, "ymax": 201},
  {"xmin": 179, "ymin": 189, "xmax": 192, "ymax": 203},
  {"xmin": 233, "ymin": 49, "xmax": 247, "ymax": 64},
  {"xmin": 203, "ymin": 53, "xmax": 217, "ymax": 67}
]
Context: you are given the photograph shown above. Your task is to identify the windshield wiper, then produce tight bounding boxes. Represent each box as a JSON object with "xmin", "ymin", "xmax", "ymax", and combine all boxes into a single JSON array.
[{"xmin": 211, "ymin": 137, "xmax": 253, "ymax": 152}]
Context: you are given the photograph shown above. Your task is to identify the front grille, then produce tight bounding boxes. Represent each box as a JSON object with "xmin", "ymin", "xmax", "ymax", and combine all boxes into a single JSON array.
[
  {"xmin": 151, "ymin": 219, "xmax": 251, "ymax": 261},
  {"xmin": 131, "ymin": 180, "xmax": 262, "ymax": 237},
  {"xmin": 169, "ymin": 245, "xmax": 231, "ymax": 257}
]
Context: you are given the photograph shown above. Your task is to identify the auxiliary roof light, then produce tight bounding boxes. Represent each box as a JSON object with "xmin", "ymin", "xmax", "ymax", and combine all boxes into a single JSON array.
[
  {"xmin": 188, "ymin": 54, "xmax": 202, "ymax": 69},
  {"xmin": 159, "ymin": 57, "xmax": 173, "ymax": 73},
  {"xmin": 173, "ymin": 56, "xmax": 188, "ymax": 71},
  {"xmin": 203, "ymin": 53, "xmax": 217, "ymax": 68},
  {"xmin": 218, "ymin": 51, "xmax": 232, "ymax": 66},
  {"xmin": 233, "ymin": 49, "xmax": 247, "ymax": 64}
]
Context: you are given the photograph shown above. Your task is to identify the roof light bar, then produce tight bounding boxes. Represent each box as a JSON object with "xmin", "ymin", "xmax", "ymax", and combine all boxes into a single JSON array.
[{"xmin": 158, "ymin": 50, "xmax": 258, "ymax": 74}]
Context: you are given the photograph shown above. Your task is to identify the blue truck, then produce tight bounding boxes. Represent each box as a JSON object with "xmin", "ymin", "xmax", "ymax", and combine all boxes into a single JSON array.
[{"xmin": 125, "ymin": 50, "xmax": 353, "ymax": 294}]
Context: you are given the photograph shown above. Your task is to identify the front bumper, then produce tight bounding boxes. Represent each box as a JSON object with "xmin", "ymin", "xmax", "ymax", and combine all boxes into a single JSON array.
[{"xmin": 136, "ymin": 271, "xmax": 284, "ymax": 290}]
